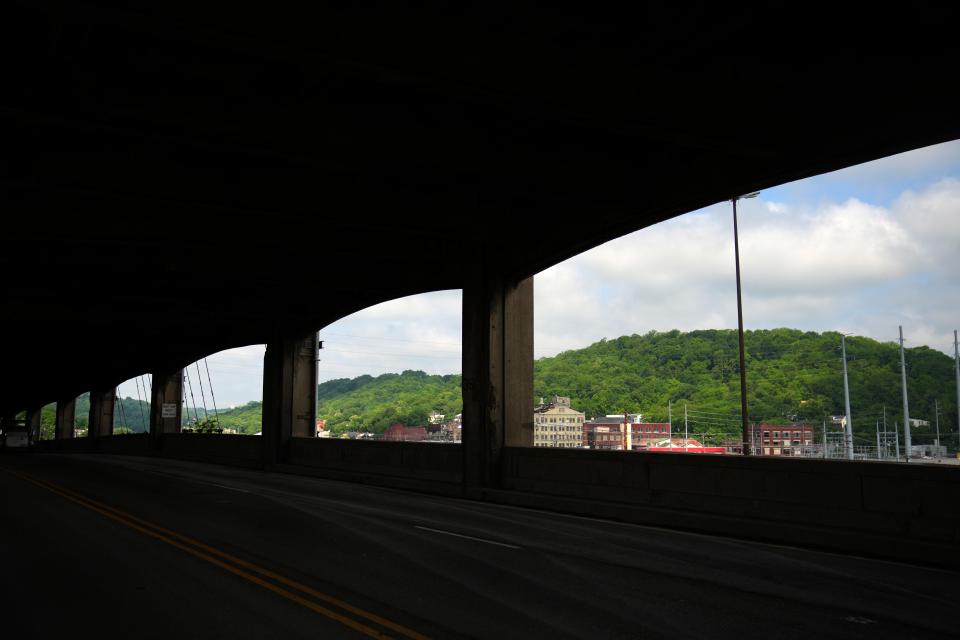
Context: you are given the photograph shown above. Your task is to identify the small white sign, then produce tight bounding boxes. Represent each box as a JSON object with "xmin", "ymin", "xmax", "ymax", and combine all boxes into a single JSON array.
[{"xmin": 161, "ymin": 403, "xmax": 177, "ymax": 418}]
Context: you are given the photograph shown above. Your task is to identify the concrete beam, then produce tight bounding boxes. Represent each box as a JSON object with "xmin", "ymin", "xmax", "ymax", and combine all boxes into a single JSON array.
[
  {"xmin": 149, "ymin": 370, "xmax": 183, "ymax": 436},
  {"xmin": 26, "ymin": 408, "xmax": 42, "ymax": 442},
  {"xmin": 55, "ymin": 398, "xmax": 76, "ymax": 439},
  {"xmin": 88, "ymin": 389, "xmax": 116, "ymax": 438},
  {"xmin": 462, "ymin": 271, "xmax": 534, "ymax": 489},
  {"xmin": 262, "ymin": 332, "xmax": 318, "ymax": 466}
]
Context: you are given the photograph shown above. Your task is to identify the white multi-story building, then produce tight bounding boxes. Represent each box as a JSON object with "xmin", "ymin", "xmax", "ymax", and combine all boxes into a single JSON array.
[{"xmin": 533, "ymin": 396, "xmax": 584, "ymax": 448}]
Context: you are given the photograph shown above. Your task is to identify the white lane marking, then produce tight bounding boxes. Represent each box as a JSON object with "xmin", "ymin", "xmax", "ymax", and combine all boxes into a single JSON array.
[
  {"xmin": 206, "ymin": 482, "xmax": 252, "ymax": 494},
  {"xmin": 414, "ymin": 525, "xmax": 521, "ymax": 549}
]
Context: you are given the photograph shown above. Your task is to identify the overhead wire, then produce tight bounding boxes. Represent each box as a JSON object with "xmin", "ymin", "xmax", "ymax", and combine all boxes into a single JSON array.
[
  {"xmin": 184, "ymin": 370, "xmax": 199, "ymax": 425},
  {"xmin": 134, "ymin": 376, "xmax": 148, "ymax": 430},
  {"xmin": 203, "ymin": 358, "xmax": 220, "ymax": 429},
  {"xmin": 115, "ymin": 390, "xmax": 128, "ymax": 433},
  {"xmin": 194, "ymin": 361, "xmax": 209, "ymax": 420}
]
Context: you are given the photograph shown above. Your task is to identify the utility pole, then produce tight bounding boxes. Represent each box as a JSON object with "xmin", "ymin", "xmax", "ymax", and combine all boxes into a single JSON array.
[
  {"xmin": 684, "ymin": 403, "xmax": 689, "ymax": 450},
  {"xmin": 668, "ymin": 400, "xmax": 672, "ymax": 440},
  {"xmin": 731, "ymin": 192, "xmax": 758, "ymax": 455},
  {"xmin": 955, "ymin": 330, "xmax": 959, "ymax": 453},
  {"xmin": 882, "ymin": 406, "xmax": 887, "ymax": 460},
  {"xmin": 899, "ymin": 326, "xmax": 912, "ymax": 460},
  {"xmin": 934, "ymin": 399, "xmax": 941, "ymax": 459},
  {"xmin": 841, "ymin": 334, "xmax": 854, "ymax": 460},
  {"xmin": 622, "ymin": 411, "xmax": 627, "ymax": 452},
  {"xmin": 626, "ymin": 410, "xmax": 632, "ymax": 451},
  {"xmin": 876, "ymin": 420, "xmax": 880, "ymax": 460},
  {"xmin": 894, "ymin": 421, "xmax": 900, "ymax": 460},
  {"xmin": 822, "ymin": 419, "xmax": 827, "ymax": 459}
]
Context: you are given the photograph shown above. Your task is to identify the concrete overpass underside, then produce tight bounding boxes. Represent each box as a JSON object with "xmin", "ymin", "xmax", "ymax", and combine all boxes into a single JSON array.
[{"xmin": 3, "ymin": 2, "xmax": 960, "ymax": 582}]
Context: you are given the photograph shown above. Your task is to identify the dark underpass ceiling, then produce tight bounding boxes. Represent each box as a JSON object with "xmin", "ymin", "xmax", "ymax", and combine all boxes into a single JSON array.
[{"xmin": 3, "ymin": 3, "xmax": 959, "ymax": 411}]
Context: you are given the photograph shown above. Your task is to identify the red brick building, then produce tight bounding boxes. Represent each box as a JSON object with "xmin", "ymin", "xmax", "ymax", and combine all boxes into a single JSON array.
[
  {"xmin": 583, "ymin": 418, "xmax": 671, "ymax": 450},
  {"xmin": 383, "ymin": 423, "xmax": 427, "ymax": 442},
  {"xmin": 749, "ymin": 422, "xmax": 815, "ymax": 456}
]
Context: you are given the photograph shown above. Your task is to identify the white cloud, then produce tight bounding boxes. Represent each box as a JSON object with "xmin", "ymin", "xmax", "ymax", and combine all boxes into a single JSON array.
[
  {"xmin": 741, "ymin": 198, "xmax": 918, "ymax": 295},
  {"xmin": 894, "ymin": 177, "xmax": 960, "ymax": 254},
  {"xmin": 318, "ymin": 290, "xmax": 462, "ymax": 382},
  {"xmin": 534, "ymin": 175, "xmax": 960, "ymax": 359}
]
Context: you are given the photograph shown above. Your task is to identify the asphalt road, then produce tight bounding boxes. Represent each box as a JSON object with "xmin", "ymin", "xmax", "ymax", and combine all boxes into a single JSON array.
[{"xmin": 1, "ymin": 453, "xmax": 956, "ymax": 639}]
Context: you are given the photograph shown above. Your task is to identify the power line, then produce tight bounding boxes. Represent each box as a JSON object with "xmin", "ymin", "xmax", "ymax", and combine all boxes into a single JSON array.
[
  {"xmin": 184, "ymin": 369, "xmax": 199, "ymax": 424},
  {"xmin": 204, "ymin": 358, "xmax": 220, "ymax": 430},
  {"xmin": 195, "ymin": 361, "xmax": 209, "ymax": 420},
  {"xmin": 134, "ymin": 376, "xmax": 148, "ymax": 429},
  {"xmin": 115, "ymin": 390, "xmax": 128, "ymax": 432}
]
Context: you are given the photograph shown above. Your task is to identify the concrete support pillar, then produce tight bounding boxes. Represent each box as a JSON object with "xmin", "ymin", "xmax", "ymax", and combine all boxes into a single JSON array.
[
  {"xmin": 462, "ymin": 271, "xmax": 534, "ymax": 489},
  {"xmin": 88, "ymin": 389, "xmax": 116, "ymax": 438},
  {"xmin": 262, "ymin": 331, "xmax": 319, "ymax": 466},
  {"xmin": 149, "ymin": 370, "xmax": 183, "ymax": 436},
  {"xmin": 26, "ymin": 408, "xmax": 42, "ymax": 442},
  {"xmin": 55, "ymin": 398, "xmax": 76, "ymax": 440}
]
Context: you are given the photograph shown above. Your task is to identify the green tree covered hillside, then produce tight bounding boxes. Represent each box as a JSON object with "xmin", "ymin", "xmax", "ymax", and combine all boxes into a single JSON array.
[
  {"xmin": 32, "ymin": 330, "xmax": 959, "ymax": 447},
  {"xmin": 535, "ymin": 329, "xmax": 957, "ymax": 445}
]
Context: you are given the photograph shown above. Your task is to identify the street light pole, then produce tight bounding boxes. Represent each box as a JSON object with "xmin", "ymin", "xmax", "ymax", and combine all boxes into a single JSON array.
[{"xmin": 732, "ymin": 192, "xmax": 759, "ymax": 455}]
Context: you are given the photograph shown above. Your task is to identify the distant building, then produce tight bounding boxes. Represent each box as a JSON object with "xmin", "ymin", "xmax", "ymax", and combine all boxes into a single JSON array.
[
  {"xmin": 383, "ymin": 423, "xmax": 427, "ymax": 442},
  {"xmin": 749, "ymin": 422, "xmax": 815, "ymax": 456},
  {"xmin": 910, "ymin": 443, "xmax": 946, "ymax": 458},
  {"xmin": 428, "ymin": 411, "xmax": 446, "ymax": 425},
  {"xmin": 644, "ymin": 438, "xmax": 725, "ymax": 454},
  {"xmin": 534, "ymin": 396, "xmax": 584, "ymax": 448},
  {"xmin": 583, "ymin": 418, "xmax": 671, "ymax": 450},
  {"xmin": 316, "ymin": 418, "xmax": 330, "ymax": 437}
]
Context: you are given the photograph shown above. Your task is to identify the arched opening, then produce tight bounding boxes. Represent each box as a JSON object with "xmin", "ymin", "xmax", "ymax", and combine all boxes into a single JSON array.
[
  {"xmin": 316, "ymin": 290, "xmax": 463, "ymax": 442},
  {"xmin": 532, "ymin": 138, "xmax": 960, "ymax": 462},
  {"xmin": 179, "ymin": 346, "xmax": 264, "ymax": 435},
  {"xmin": 113, "ymin": 376, "xmax": 153, "ymax": 434}
]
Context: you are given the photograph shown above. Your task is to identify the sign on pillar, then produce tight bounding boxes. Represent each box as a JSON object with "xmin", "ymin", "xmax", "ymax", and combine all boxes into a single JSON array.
[{"xmin": 150, "ymin": 370, "xmax": 183, "ymax": 436}]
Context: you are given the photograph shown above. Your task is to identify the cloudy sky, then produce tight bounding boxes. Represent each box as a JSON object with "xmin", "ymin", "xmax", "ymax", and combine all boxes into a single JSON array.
[{"xmin": 118, "ymin": 139, "xmax": 960, "ymax": 407}]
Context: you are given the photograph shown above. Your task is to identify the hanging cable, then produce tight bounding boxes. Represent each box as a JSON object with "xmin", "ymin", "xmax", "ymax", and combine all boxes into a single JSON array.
[
  {"xmin": 134, "ymin": 377, "xmax": 148, "ymax": 431},
  {"xmin": 183, "ymin": 367, "xmax": 200, "ymax": 424},
  {"xmin": 138, "ymin": 376, "xmax": 150, "ymax": 429},
  {"xmin": 115, "ymin": 390, "xmax": 128, "ymax": 434},
  {"xmin": 194, "ymin": 361, "xmax": 209, "ymax": 420},
  {"xmin": 203, "ymin": 357, "xmax": 220, "ymax": 430},
  {"xmin": 184, "ymin": 369, "xmax": 199, "ymax": 426}
]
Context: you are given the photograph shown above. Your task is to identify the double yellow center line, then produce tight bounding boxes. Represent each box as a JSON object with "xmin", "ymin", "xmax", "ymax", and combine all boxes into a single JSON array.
[{"xmin": 5, "ymin": 469, "xmax": 429, "ymax": 640}]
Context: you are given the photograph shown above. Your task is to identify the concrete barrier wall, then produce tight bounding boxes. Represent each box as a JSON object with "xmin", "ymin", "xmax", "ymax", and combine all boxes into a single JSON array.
[
  {"xmin": 34, "ymin": 438, "xmax": 96, "ymax": 453},
  {"xmin": 159, "ymin": 433, "xmax": 263, "ymax": 468},
  {"xmin": 495, "ymin": 447, "xmax": 960, "ymax": 568},
  {"xmin": 281, "ymin": 438, "xmax": 462, "ymax": 494},
  {"xmin": 95, "ymin": 434, "xmax": 153, "ymax": 455}
]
